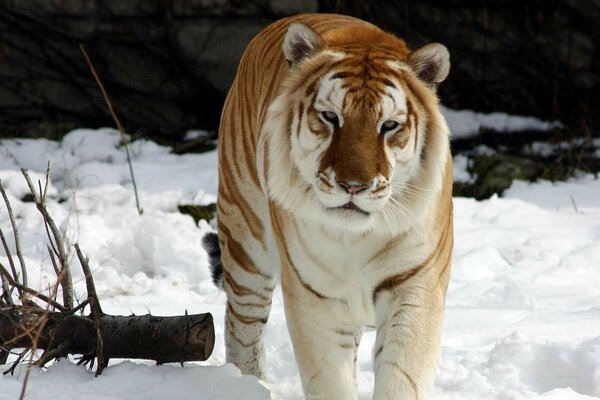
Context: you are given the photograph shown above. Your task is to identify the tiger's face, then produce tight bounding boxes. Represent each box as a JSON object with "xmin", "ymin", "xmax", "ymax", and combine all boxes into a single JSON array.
[
  {"xmin": 263, "ymin": 22, "xmax": 450, "ymax": 234},
  {"xmin": 291, "ymin": 67, "xmax": 418, "ymax": 230}
]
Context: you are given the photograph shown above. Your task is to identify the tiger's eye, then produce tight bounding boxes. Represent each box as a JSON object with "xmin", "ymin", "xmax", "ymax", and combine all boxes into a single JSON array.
[
  {"xmin": 380, "ymin": 120, "xmax": 400, "ymax": 134},
  {"xmin": 321, "ymin": 111, "xmax": 339, "ymax": 127}
]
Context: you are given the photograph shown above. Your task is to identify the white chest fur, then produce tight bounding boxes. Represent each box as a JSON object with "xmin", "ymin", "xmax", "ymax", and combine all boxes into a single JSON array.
[{"xmin": 280, "ymin": 216, "xmax": 433, "ymax": 327}]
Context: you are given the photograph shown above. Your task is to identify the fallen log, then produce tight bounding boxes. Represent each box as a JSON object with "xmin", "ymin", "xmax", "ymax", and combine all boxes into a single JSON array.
[{"xmin": 0, "ymin": 307, "xmax": 214, "ymax": 366}]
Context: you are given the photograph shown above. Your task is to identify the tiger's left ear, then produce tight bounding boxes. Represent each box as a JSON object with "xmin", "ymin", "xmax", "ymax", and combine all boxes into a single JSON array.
[
  {"xmin": 408, "ymin": 43, "xmax": 450, "ymax": 86},
  {"xmin": 283, "ymin": 23, "xmax": 323, "ymax": 65}
]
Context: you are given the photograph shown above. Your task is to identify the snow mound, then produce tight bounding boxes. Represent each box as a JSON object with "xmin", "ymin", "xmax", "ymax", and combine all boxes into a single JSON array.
[
  {"xmin": 442, "ymin": 106, "xmax": 562, "ymax": 139},
  {"xmin": 0, "ymin": 361, "xmax": 270, "ymax": 400}
]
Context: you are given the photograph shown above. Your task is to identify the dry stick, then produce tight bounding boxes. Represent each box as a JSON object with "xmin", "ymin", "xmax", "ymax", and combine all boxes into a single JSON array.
[
  {"xmin": 47, "ymin": 245, "xmax": 60, "ymax": 277},
  {"xmin": 40, "ymin": 163, "xmax": 61, "ymax": 273},
  {"xmin": 0, "ymin": 226, "xmax": 20, "ymax": 298},
  {"xmin": 0, "ymin": 225, "xmax": 17, "ymax": 304},
  {"xmin": 74, "ymin": 243, "xmax": 105, "ymax": 376},
  {"xmin": 21, "ymin": 168, "xmax": 74, "ymax": 309},
  {"xmin": 79, "ymin": 44, "xmax": 143, "ymax": 215},
  {"xmin": 0, "ymin": 181, "xmax": 28, "ymax": 293},
  {"xmin": 3, "ymin": 350, "xmax": 26, "ymax": 375},
  {"xmin": 0, "ymin": 262, "xmax": 67, "ymax": 312}
]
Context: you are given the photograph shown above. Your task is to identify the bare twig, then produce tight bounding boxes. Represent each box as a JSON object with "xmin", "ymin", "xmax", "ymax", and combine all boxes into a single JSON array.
[
  {"xmin": 0, "ymin": 226, "xmax": 20, "ymax": 298},
  {"xmin": 74, "ymin": 243, "xmax": 105, "ymax": 375},
  {"xmin": 47, "ymin": 245, "xmax": 60, "ymax": 277},
  {"xmin": 65, "ymin": 299, "xmax": 90, "ymax": 316},
  {"xmin": 3, "ymin": 350, "xmax": 27, "ymax": 376},
  {"xmin": 21, "ymin": 168, "xmax": 74, "ymax": 309},
  {"xmin": 74, "ymin": 244, "xmax": 102, "ymax": 316},
  {"xmin": 570, "ymin": 194, "xmax": 580, "ymax": 214},
  {"xmin": 0, "ymin": 262, "xmax": 67, "ymax": 312},
  {"xmin": 39, "ymin": 164, "xmax": 62, "ymax": 267},
  {"xmin": 34, "ymin": 342, "xmax": 68, "ymax": 368},
  {"xmin": 0, "ymin": 180, "xmax": 28, "ymax": 293},
  {"xmin": 79, "ymin": 44, "xmax": 143, "ymax": 215}
]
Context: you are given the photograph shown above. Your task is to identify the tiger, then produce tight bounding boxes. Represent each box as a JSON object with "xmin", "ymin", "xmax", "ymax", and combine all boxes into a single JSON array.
[{"xmin": 202, "ymin": 13, "xmax": 453, "ymax": 400}]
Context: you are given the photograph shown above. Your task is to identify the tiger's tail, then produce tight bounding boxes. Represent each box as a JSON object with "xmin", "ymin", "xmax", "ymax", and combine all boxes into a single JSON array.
[{"xmin": 202, "ymin": 232, "xmax": 224, "ymax": 290}]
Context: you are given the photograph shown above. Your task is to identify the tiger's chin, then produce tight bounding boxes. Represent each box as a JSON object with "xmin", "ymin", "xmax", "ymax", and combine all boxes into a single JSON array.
[
  {"xmin": 312, "ymin": 201, "xmax": 378, "ymax": 233},
  {"xmin": 328, "ymin": 201, "xmax": 370, "ymax": 216}
]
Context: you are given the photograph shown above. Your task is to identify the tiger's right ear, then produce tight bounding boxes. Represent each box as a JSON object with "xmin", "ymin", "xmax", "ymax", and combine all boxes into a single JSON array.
[{"xmin": 283, "ymin": 23, "xmax": 323, "ymax": 65}]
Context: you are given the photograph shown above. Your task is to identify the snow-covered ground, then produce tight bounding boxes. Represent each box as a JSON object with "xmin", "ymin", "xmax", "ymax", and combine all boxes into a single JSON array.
[
  {"xmin": 0, "ymin": 128, "xmax": 598, "ymax": 400},
  {"xmin": 441, "ymin": 107, "xmax": 562, "ymax": 139}
]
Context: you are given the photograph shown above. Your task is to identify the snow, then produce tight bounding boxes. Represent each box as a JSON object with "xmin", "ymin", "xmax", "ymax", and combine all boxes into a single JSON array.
[
  {"xmin": 0, "ymin": 128, "xmax": 599, "ymax": 399},
  {"xmin": 442, "ymin": 106, "xmax": 563, "ymax": 139},
  {"xmin": 504, "ymin": 174, "xmax": 600, "ymax": 212}
]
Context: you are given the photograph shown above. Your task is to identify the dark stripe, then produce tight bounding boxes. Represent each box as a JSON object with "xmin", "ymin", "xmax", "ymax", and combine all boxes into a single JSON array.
[
  {"xmin": 231, "ymin": 295, "xmax": 271, "ymax": 308},
  {"xmin": 331, "ymin": 71, "xmax": 352, "ymax": 80},
  {"xmin": 270, "ymin": 207, "xmax": 333, "ymax": 300},
  {"xmin": 385, "ymin": 92, "xmax": 396, "ymax": 108},
  {"xmin": 227, "ymin": 302, "xmax": 268, "ymax": 325},
  {"xmin": 222, "ymin": 268, "xmax": 271, "ymax": 302},
  {"xmin": 378, "ymin": 361, "xmax": 419, "ymax": 399},
  {"xmin": 226, "ymin": 318, "xmax": 261, "ymax": 348},
  {"xmin": 218, "ymin": 179, "xmax": 265, "ymax": 244},
  {"xmin": 304, "ymin": 75, "xmax": 322, "ymax": 96},
  {"xmin": 288, "ymin": 253, "xmax": 327, "ymax": 299},
  {"xmin": 406, "ymin": 97, "xmax": 419, "ymax": 154},
  {"xmin": 262, "ymin": 134, "xmax": 271, "ymax": 187},
  {"xmin": 382, "ymin": 78, "xmax": 396, "ymax": 88},
  {"xmin": 296, "ymin": 101, "xmax": 304, "ymax": 139},
  {"xmin": 258, "ymin": 55, "xmax": 284, "ymax": 126},
  {"xmin": 374, "ymin": 344, "xmax": 384, "ymax": 359},
  {"xmin": 292, "ymin": 219, "xmax": 343, "ymax": 281},
  {"xmin": 372, "ymin": 215, "xmax": 452, "ymax": 303},
  {"xmin": 218, "ymin": 221, "xmax": 270, "ymax": 279},
  {"xmin": 289, "ymin": 60, "xmax": 332, "ymax": 94},
  {"xmin": 240, "ymin": 81, "xmax": 261, "ymax": 189},
  {"xmin": 402, "ymin": 370, "xmax": 419, "ymax": 400},
  {"xmin": 319, "ymin": 175, "xmax": 333, "ymax": 188},
  {"xmin": 372, "ymin": 266, "xmax": 423, "ymax": 304},
  {"xmin": 435, "ymin": 233, "xmax": 454, "ymax": 290}
]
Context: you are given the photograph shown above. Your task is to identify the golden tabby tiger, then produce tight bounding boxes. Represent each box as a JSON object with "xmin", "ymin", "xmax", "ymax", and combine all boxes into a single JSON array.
[{"xmin": 203, "ymin": 13, "xmax": 453, "ymax": 400}]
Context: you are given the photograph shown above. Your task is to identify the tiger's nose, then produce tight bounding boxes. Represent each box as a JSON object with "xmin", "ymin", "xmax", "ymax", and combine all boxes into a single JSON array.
[{"xmin": 336, "ymin": 180, "xmax": 369, "ymax": 194}]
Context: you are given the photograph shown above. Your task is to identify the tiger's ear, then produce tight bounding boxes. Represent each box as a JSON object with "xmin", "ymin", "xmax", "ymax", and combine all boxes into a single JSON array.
[
  {"xmin": 283, "ymin": 23, "xmax": 323, "ymax": 65},
  {"xmin": 408, "ymin": 43, "xmax": 450, "ymax": 85}
]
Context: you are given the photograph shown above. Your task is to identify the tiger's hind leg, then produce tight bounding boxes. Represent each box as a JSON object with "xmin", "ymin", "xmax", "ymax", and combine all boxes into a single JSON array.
[
  {"xmin": 224, "ymin": 266, "xmax": 274, "ymax": 380},
  {"xmin": 207, "ymin": 221, "xmax": 276, "ymax": 381}
]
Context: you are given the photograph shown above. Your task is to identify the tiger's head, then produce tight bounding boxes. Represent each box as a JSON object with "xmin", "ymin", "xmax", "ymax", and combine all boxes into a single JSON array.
[{"xmin": 261, "ymin": 22, "xmax": 451, "ymax": 236}]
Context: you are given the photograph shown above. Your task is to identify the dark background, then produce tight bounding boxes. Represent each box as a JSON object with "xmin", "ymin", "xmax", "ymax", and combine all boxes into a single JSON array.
[{"xmin": 0, "ymin": 0, "xmax": 598, "ymax": 144}]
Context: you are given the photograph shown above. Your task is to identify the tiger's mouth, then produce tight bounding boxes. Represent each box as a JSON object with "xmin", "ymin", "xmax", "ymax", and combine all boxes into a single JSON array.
[{"xmin": 329, "ymin": 201, "xmax": 370, "ymax": 216}]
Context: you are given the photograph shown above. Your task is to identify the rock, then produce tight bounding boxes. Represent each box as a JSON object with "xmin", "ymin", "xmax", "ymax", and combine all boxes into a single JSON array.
[
  {"xmin": 456, "ymin": 154, "xmax": 545, "ymax": 200},
  {"xmin": 178, "ymin": 204, "xmax": 217, "ymax": 224}
]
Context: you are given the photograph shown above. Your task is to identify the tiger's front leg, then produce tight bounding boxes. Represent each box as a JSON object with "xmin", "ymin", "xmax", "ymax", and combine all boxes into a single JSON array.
[
  {"xmin": 281, "ymin": 260, "xmax": 360, "ymax": 400},
  {"xmin": 371, "ymin": 268, "xmax": 449, "ymax": 400}
]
